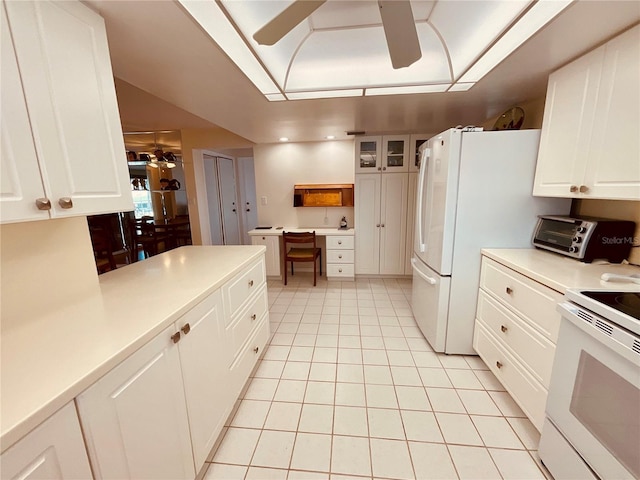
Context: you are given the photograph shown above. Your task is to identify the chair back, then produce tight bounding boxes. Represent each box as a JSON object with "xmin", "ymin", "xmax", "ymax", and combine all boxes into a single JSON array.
[{"xmin": 283, "ymin": 231, "xmax": 316, "ymax": 248}]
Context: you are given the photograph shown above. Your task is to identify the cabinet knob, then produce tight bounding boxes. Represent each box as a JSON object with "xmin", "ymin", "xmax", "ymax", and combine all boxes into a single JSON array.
[
  {"xmin": 376, "ymin": 224, "xmax": 381, "ymax": 228},
  {"xmin": 377, "ymin": 167, "xmax": 381, "ymax": 171},
  {"xmin": 505, "ymin": 287, "xmax": 513, "ymax": 295},
  {"xmin": 262, "ymin": 236, "xmax": 266, "ymax": 240},
  {"xmin": 253, "ymin": 346, "xmax": 259, "ymax": 354},
  {"xmin": 35, "ymin": 198, "xmax": 52, "ymax": 211},
  {"xmin": 181, "ymin": 323, "xmax": 191, "ymax": 335},
  {"xmin": 382, "ymin": 166, "xmax": 386, "ymax": 171},
  {"xmin": 58, "ymin": 197, "xmax": 73, "ymax": 209},
  {"xmin": 232, "ymin": 208, "xmax": 237, "ymax": 213},
  {"xmin": 381, "ymin": 224, "xmax": 385, "ymax": 228},
  {"xmin": 496, "ymin": 361, "xmax": 503, "ymax": 369},
  {"xmin": 338, "ymin": 255, "xmax": 343, "ymax": 259},
  {"xmin": 339, "ymin": 268, "xmax": 343, "ymax": 273},
  {"xmin": 171, "ymin": 332, "xmax": 181, "ymax": 343},
  {"xmin": 579, "ymin": 185, "xmax": 589, "ymax": 193},
  {"xmin": 248, "ymin": 279, "xmax": 254, "ymax": 287},
  {"xmin": 338, "ymin": 241, "xmax": 342, "ymax": 245},
  {"xmin": 570, "ymin": 185, "xmax": 579, "ymax": 193},
  {"xmin": 500, "ymin": 325, "xmax": 508, "ymax": 333},
  {"xmin": 247, "ymin": 209, "xmax": 251, "ymax": 212},
  {"xmin": 251, "ymin": 313, "xmax": 257, "ymax": 321}
]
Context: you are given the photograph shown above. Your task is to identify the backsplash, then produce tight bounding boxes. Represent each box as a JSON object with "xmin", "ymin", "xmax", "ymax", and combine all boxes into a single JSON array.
[{"xmin": 573, "ymin": 199, "xmax": 640, "ymax": 265}]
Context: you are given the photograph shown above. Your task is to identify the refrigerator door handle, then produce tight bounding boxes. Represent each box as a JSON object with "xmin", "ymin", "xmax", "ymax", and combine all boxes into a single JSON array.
[
  {"xmin": 416, "ymin": 147, "xmax": 430, "ymax": 253},
  {"xmin": 411, "ymin": 258, "xmax": 436, "ymax": 285}
]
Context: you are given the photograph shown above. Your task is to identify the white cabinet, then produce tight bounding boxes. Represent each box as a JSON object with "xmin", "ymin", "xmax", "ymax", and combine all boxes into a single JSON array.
[
  {"xmin": 326, "ymin": 235, "xmax": 355, "ymax": 279},
  {"xmin": 1, "ymin": 402, "xmax": 93, "ymax": 480},
  {"xmin": 252, "ymin": 234, "xmax": 281, "ymax": 276},
  {"xmin": 355, "ymin": 173, "xmax": 408, "ymax": 275},
  {"xmin": 404, "ymin": 172, "xmax": 418, "ymax": 274},
  {"xmin": 0, "ymin": 0, "xmax": 133, "ymax": 224},
  {"xmin": 473, "ymin": 256, "xmax": 564, "ymax": 431},
  {"xmin": 355, "ymin": 135, "xmax": 410, "ymax": 173},
  {"xmin": 77, "ymin": 289, "xmax": 234, "ymax": 478},
  {"xmin": 533, "ymin": 25, "xmax": 640, "ymax": 200}
]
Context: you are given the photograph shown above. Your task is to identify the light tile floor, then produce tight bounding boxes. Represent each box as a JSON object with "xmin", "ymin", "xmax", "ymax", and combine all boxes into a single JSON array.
[{"xmin": 203, "ymin": 275, "xmax": 551, "ymax": 480}]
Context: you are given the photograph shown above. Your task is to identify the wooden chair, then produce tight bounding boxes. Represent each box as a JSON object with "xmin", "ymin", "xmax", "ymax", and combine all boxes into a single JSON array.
[
  {"xmin": 128, "ymin": 217, "xmax": 167, "ymax": 261},
  {"xmin": 90, "ymin": 227, "xmax": 117, "ymax": 274},
  {"xmin": 283, "ymin": 231, "xmax": 322, "ymax": 286}
]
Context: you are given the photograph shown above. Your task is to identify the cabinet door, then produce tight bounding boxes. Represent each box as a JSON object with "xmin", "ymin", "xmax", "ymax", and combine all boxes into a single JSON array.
[
  {"xmin": 409, "ymin": 134, "xmax": 431, "ymax": 173},
  {"xmin": 252, "ymin": 235, "xmax": 281, "ymax": 276},
  {"xmin": 76, "ymin": 324, "xmax": 195, "ymax": 480},
  {"xmin": 379, "ymin": 173, "xmax": 408, "ymax": 275},
  {"xmin": 6, "ymin": 0, "xmax": 133, "ymax": 218},
  {"xmin": 1, "ymin": 402, "xmax": 93, "ymax": 480},
  {"xmin": 0, "ymin": 3, "xmax": 50, "ymax": 224},
  {"xmin": 382, "ymin": 135, "xmax": 410, "ymax": 173},
  {"xmin": 404, "ymin": 172, "xmax": 418, "ymax": 274},
  {"xmin": 355, "ymin": 174, "xmax": 381, "ymax": 274},
  {"xmin": 533, "ymin": 46, "xmax": 604, "ymax": 197},
  {"xmin": 585, "ymin": 25, "xmax": 640, "ymax": 200},
  {"xmin": 177, "ymin": 290, "xmax": 229, "ymax": 469},
  {"xmin": 355, "ymin": 136, "xmax": 382, "ymax": 173}
]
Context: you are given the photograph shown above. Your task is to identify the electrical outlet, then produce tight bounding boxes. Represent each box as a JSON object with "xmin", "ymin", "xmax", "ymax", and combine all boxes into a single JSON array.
[{"xmin": 260, "ymin": 196, "xmax": 267, "ymax": 206}]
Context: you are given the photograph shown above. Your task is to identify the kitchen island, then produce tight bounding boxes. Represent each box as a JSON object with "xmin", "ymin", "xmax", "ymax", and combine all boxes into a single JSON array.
[{"xmin": 1, "ymin": 245, "xmax": 268, "ymax": 478}]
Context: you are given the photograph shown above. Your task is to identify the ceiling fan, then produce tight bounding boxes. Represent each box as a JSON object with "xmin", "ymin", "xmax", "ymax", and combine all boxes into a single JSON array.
[{"xmin": 252, "ymin": 0, "xmax": 422, "ymax": 69}]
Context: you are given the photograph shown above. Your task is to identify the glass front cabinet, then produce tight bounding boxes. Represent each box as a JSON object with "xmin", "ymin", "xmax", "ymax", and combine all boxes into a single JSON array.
[
  {"xmin": 355, "ymin": 135, "xmax": 410, "ymax": 173},
  {"xmin": 409, "ymin": 133, "xmax": 433, "ymax": 173}
]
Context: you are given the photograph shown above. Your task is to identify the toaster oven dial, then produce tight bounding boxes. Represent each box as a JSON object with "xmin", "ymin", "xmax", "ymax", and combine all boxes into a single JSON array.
[
  {"xmin": 576, "ymin": 226, "xmax": 587, "ymax": 234},
  {"xmin": 569, "ymin": 246, "xmax": 579, "ymax": 253},
  {"xmin": 572, "ymin": 236, "xmax": 583, "ymax": 244}
]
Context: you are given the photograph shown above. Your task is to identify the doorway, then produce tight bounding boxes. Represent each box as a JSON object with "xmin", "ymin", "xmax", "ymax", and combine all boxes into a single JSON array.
[{"xmin": 203, "ymin": 153, "xmax": 241, "ymax": 245}]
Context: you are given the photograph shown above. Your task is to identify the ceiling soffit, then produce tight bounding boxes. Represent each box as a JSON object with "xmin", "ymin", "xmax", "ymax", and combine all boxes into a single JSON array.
[{"xmin": 191, "ymin": 0, "xmax": 569, "ymax": 99}]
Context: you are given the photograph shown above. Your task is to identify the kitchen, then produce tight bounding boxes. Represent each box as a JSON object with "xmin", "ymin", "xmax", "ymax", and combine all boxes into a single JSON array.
[{"xmin": 1, "ymin": 1, "xmax": 640, "ymax": 479}]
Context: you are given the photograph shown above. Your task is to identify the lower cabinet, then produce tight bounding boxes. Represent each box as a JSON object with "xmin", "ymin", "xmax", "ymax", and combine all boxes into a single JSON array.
[
  {"xmin": 326, "ymin": 235, "xmax": 355, "ymax": 280},
  {"xmin": 251, "ymin": 235, "xmax": 280, "ymax": 276},
  {"xmin": 0, "ymin": 402, "xmax": 93, "ymax": 479}
]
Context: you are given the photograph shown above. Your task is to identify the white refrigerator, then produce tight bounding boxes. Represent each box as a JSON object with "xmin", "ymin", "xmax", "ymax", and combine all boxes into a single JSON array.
[{"xmin": 411, "ymin": 128, "xmax": 570, "ymax": 354}]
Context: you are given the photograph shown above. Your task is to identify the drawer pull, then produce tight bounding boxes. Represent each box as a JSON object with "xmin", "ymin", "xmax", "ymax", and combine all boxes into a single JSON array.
[
  {"xmin": 181, "ymin": 323, "xmax": 191, "ymax": 335},
  {"xmin": 500, "ymin": 325, "xmax": 508, "ymax": 333},
  {"xmin": 339, "ymin": 268, "xmax": 343, "ymax": 273},
  {"xmin": 248, "ymin": 279, "xmax": 254, "ymax": 287},
  {"xmin": 505, "ymin": 287, "xmax": 513, "ymax": 295},
  {"xmin": 171, "ymin": 332, "xmax": 181, "ymax": 344},
  {"xmin": 496, "ymin": 361, "xmax": 503, "ymax": 369},
  {"xmin": 338, "ymin": 255, "xmax": 343, "ymax": 259},
  {"xmin": 251, "ymin": 313, "xmax": 257, "ymax": 321},
  {"xmin": 253, "ymin": 346, "xmax": 259, "ymax": 354},
  {"xmin": 338, "ymin": 240, "xmax": 342, "ymax": 245}
]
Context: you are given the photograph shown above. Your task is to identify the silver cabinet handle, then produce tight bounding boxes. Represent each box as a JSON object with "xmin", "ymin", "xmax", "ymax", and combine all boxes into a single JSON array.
[
  {"xmin": 181, "ymin": 323, "xmax": 191, "ymax": 335},
  {"xmin": 35, "ymin": 198, "xmax": 52, "ymax": 210},
  {"xmin": 58, "ymin": 197, "xmax": 73, "ymax": 209},
  {"xmin": 171, "ymin": 332, "xmax": 181, "ymax": 344},
  {"xmin": 579, "ymin": 185, "xmax": 589, "ymax": 193},
  {"xmin": 570, "ymin": 185, "xmax": 578, "ymax": 193}
]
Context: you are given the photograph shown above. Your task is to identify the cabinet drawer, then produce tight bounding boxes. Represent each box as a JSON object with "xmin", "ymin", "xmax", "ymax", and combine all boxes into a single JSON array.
[
  {"xmin": 229, "ymin": 316, "xmax": 269, "ymax": 399},
  {"xmin": 480, "ymin": 257, "xmax": 563, "ymax": 342},
  {"xmin": 326, "ymin": 236, "xmax": 354, "ymax": 249},
  {"xmin": 473, "ymin": 322, "xmax": 547, "ymax": 432},
  {"xmin": 326, "ymin": 249, "xmax": 354, "ymax": 264},
  {"xmin": 477, "ymin": 291, "xmax": 556, "ymax": 387},
  {"xmin": 326, "ymin": 263, "xmax": 355, "ymax": 277},
  {"xmin": 230, "ymin": 287, "xmax": 268, "ymax": 360},
  {"xmin": 223, "ymin": 258, "xmax": 266, "ymax": 319}
]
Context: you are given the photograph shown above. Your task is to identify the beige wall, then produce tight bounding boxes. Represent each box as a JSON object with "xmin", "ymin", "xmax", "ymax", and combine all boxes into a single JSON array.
[
  {"xmin": 253, "ymin": 141, "xmax": 356, "ymax": 229},
  {"xmin": 0, "ymin": 217, "xmax": 99, "ymax": 327}
]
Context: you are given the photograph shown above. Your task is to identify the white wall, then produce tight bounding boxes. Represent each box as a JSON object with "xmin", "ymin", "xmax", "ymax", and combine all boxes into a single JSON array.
[{"xmin": 253, "ymin": 140, "xmax": 355, "ymax": 229}]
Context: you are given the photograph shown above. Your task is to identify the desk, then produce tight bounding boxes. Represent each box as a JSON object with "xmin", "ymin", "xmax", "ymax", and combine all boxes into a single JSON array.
[{"xmin": 248, "ymin": 228, "xmax": 355, "ymax": 280}]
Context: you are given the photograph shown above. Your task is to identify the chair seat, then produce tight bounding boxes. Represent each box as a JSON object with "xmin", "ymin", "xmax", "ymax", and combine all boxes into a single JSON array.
[{"xmin": 287, "ymin": 247, "xmax": 320, "ymax": 259}]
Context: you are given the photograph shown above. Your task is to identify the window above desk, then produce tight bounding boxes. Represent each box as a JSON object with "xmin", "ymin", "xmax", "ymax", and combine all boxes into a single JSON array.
[{"xmin": 293, "ymin": 184, "xmax": 354, "ymax": 207}]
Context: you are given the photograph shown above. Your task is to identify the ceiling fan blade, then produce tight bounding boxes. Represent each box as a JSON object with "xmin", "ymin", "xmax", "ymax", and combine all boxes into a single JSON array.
[
  {"xmin": 253, "ymin": 0, "xmax": 326, "ymax": 46},
  {"xmin": 378, "ymin": 0, "xmax": 422, "ymax": 69}
]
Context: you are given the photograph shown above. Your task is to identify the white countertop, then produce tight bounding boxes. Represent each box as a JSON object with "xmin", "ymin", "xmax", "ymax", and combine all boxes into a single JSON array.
[
  {"xmin": 482, "ymin": 248, "xmax": 640, "ymax": 293},
  {"xmin": 249, "ymin": 227, "xmax": 354, "ymax": 236},
  {"xmin": 0, "ymin": 245, "xmax": 265, "ymax": 452}
]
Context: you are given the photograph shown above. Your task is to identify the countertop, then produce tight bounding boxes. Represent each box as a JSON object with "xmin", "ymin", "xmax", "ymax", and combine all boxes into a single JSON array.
[
  {"xmin": 248, "ymin": 227, "xmax": 354, "ymax": 236},
  {"xmin": 482, "ymin": 248, "xmax": 640, "ymax": 293},
  {"xmin": 0, "ymin": 245, "xmax": 265, "ymax": 452}
]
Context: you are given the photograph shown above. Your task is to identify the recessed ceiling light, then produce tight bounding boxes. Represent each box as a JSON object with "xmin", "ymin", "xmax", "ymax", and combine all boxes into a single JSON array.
[
  {"xmin": 325, "ymin": 135, "xmax": 336, "ymax": 140},
  {"xmin": 279, "ymin": 137, "xmax": 289, "ymax": 142}
]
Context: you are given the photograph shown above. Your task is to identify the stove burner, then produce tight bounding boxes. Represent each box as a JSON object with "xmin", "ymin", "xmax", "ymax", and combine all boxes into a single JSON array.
[{"xmin": 581, "ymin": 291, "xmax": 640, "ymax": 321}]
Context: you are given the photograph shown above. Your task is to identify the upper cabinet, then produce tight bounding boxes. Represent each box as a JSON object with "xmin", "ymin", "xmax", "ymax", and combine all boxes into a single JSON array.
[
  {"xmin": 0, "ymin": 0, "xmax": 133, "ymax": 224},
  {"xmin": 409, "ymin": 134, "xmax": 432, "ymax": 173},
  {"xmin": 533, "ymin": 25, "xmax": 640, "ymax": 200},
  {"xmin": 355, "ymin": 135, "xmax": 410, "ymax": 173}
]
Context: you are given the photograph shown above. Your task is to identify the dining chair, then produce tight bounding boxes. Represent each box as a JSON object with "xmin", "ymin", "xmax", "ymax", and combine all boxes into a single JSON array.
[
  {"xmin": 128, "ymin": 217, "xmax": 167, "ymax": 261},
  {"xmin": 282, "ymin": 231, "xmax": 322, "ymax": 286}
]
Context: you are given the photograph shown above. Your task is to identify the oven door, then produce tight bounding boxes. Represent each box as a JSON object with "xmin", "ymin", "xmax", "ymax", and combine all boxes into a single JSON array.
[{"xmin": 545, "ymin": 302, "xmax": 640, "ymax": 480}]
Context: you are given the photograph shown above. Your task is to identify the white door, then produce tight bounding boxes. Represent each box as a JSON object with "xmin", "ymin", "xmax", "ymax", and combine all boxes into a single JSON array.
[
  {"xmin": 0, "ymin": 3, "xmax": 49, "ymax": 223},
  {"xmin": 217, "ymin": 157, "xmax": 241, "ymax": 244},
  {"xmin": 238, "ymin": 157, "xmax": 258, "ymax": 244},
  {"xmin": 411, "ymin": 258, "xmax": 450, "ymax": 352},
  {"xmin": 379, "ymin": 173, "xmax": 408, "ymax": 274},
  {"xmin": 203, "ymin": 154, "xmax": 224, "ymax": 245},
  {"xmin": 176, "ymin": 290, "xmax": 229, "ymax": 469},
  {"xmin": 6, "ymin": 0, "xmax": 133, "ymax": 217},
  {"xmin": 76, "ymin": 324, "xmax": 195, "ymax": 480},
  {"xmin": 355, "ymin": 174, "xmax": 381, "ymax": 274}
]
